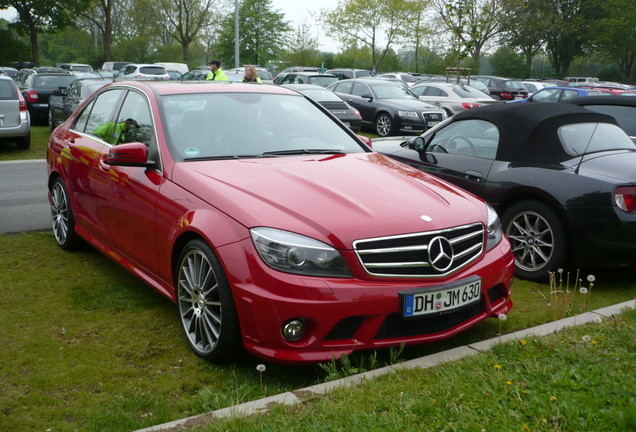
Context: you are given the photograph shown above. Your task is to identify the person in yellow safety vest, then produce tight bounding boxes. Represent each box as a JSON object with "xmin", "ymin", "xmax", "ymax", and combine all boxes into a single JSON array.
[
  {"xmin": 241, "ymin": 65, "xmax": 262, "ymax": 83},
  {"xmin": 206, "ymin": 59, "xmax": 228, "ymax": 81},
  {"xmin": 93, "ymin": 118, "xmax": 139, "ymax": 145}
]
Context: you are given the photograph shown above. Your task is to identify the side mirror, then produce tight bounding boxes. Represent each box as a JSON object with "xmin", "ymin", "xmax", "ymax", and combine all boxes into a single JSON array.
[
  {"xmin": 360, "ymin": 93, "xmax": 373, "ymax": 100},
  {"xmin": 107, "ymin": 142, "xmax": 154, "ymax": 167},
  {"xmin": 357, "ymin": 135, "xmax": 372, "ymax": 148},
  {"xmin": 412, "ymin": 137, "xmax": 426, "ymax": 151},
  {"xmin": 52, "ymin": 89, "xmax": 62, "ymax": 96}
]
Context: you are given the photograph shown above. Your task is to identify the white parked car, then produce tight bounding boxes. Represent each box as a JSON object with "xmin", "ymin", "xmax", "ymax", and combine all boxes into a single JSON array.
[
  {"xmin": 409, "ymin": 82, "xmax": 499, "ymax": 116},
  {"xmin": 116, "ymin": 64, "xmax": 170, "ymax": 80},
  {"xmin": 522, "ymin": 81, "xmax": 550, "ymax": 95}
]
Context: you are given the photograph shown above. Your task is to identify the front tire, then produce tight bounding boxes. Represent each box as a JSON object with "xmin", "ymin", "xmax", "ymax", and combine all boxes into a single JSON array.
[
  {"xmin": 502, "ymin": 200, "xmax": 566, "ymax": 281},
  {"xmin": 50, "ymin": 177, "xmax": 80, "ymax": 250},
  {"xmin": 375, "ymin": 113, "xmax": 393, "ymax": 137},
  {"xmin": 176, "ymin": 239, "xmax": 241, "ymax": 363}
]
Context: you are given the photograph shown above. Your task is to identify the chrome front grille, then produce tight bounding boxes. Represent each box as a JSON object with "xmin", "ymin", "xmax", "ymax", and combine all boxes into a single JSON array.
[{"xmin": 353, "ymin": 223, "xmax": 484, "ymax": 278}]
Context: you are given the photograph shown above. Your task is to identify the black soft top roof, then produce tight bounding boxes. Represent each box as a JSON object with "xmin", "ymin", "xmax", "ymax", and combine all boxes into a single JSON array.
[{"xmin": 451, "ymin": 102, "xmax": 618, "ymax": 162}]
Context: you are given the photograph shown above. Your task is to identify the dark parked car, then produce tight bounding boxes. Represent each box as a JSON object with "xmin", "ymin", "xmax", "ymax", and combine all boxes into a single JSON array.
[
  {"xmin": 327, "ymin": 78, "xmax": 447, "ymax": 136},
  {"xmin": 0, "ymin": 66, "xmax": 19, "ymax": 78},
  {"xmin": 472, "ymin": 76, "xmax": 528, "ymax": 101},
  {"xmin": 180, "ymin": 69, "xmax": 209, "ymax": 80},
  {"xmin": 283, "ymin": 83, "xmax": 363, "ymax": 132},
  {"xmin": 325, "ymin": 68, "xmax": 373, "ymax": 80},
  {"xmin": 17, "ymin": 72, "xmax": 77, "ymax": 123},
  {"xmin": 0, "ymin": 75, "xmax": 30, "ymax": 149},
  {"xmin": 48, "ymin": 78, "xmax": 111, "ymax": 131},
  {"xmin": 275, "ymin": 72, "xmax": 339, "ymax": 87},
  {"xmin": 46, "ymin": 80, "xmax": 514, "ymax": 364},
  {"xmin": 566, "ymin": 95, "xmax": 636, "ymax": 143},
  {"xmin": 373, "ymin": 103, "xmax": 636, "ymax": 280},
  {"xmin": 509, "ymin": 86, "xmax": 612, "ymax": 103}
]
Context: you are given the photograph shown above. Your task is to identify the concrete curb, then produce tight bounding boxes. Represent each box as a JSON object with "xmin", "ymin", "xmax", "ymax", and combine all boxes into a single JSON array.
[{"xmin": 134, "ymin": 299, "xmax": 635, "ymax": 432}]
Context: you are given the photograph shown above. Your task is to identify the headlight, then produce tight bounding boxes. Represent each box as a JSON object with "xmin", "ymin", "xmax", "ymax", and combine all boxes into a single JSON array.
[
  {"xmin": 250, "ymin": 228, "xmax": 351, "ymax": 277},
  {"xmin": 398, "ymin": 110, "xmax": 418, "ymax": 118},
  {"xmin": 486, "ymin": 204, "xmax": 503, "ymax": 251}
]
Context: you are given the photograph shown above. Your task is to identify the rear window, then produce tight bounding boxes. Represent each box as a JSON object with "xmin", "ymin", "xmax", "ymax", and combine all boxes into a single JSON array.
[
  {"xmin": 139, "ymin": 66, "xmax": 167, "ymax": 75},
  {"xmin": 582, "ymin": 105, "xmax": 636, "ymax": 137},
  {"xmin": 0, "ymin": 80, "xmax": 18, "ymax": 99},
  {"xmin": 257, "ymin": 70, "xmax": 273, "ymax": 80},
  {"xmin": 559, "ymin": 122, "xmax": 635, "ymax": 155},
  {"xmin": 504, "ymin": 80, "xmax": 526, "ymax": 90},
  {"xmin": 453, "ymin": 86, "xmax": 487, "ymax": 98},
  {"xmin": 308, "ymin": 76, "xmax": 338, "ymax": 87},
  {"xmin": 356, "ymin": 70, "xmax": 372, "ymax": 78},
  {"xmin": 33, "ymin": 75, "xmax": 76, "ymax": 88}
]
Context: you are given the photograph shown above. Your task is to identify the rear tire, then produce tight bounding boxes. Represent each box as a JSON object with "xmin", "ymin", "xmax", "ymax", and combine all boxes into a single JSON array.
[
  {"xmin": 50, "ymin": 177, "xmax": 80, "ymax": 250},
  {"xmin": 16, "ymin": 131, "xmax": 30, "ymax": 150},
  {"xmin": 502, "ymin": 200, "xmax": 566, "ymax": 281}
]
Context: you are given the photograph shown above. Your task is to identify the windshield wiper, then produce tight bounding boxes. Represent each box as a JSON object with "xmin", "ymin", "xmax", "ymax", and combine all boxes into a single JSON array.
[
  {"xmin": 261, "ymin": 149, "xmax": 345, "ymax": 156},
  {"xmin": 183, "ymin": 154, "xmax": 262, "ymax": 161}
]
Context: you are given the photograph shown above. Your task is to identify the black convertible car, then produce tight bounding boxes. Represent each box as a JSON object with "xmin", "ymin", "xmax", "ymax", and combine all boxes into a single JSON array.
[{"xmin": 373, "ymin": 103, "xmax": 636, "ymax": 280}]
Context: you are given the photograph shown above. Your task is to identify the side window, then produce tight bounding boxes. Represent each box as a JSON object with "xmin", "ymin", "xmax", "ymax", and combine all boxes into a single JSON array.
[
  {"xmin": 351, "ymin": 82, "xmax": 370, "ymax": 97},
  {"xmin": 532, "ymin": 88, "xmax": 561, "ymax": 103},
  {"xmin": 115, "ymin": 90, "xmax": 156, "ymax": 153},
  {"xmin": 67, "ymin": 82, "xmax": 79, "ymax": 97},
  {"xmin": 410, "ymin": 86, "xmax": 425, "ymax": 97},
  {"xmin": 342, "ymin": 71, "xmax": 353, "ymax": 79},
  {"xmin": 281, "ymin": 74, "xmax": 295, "ymax": 84},
  {"xmin": 333, "ymin": 80, "xmax": 353, "ymax": 94},
  {"xmin": 78, "ymin": 89, "xmax": 123, "ymax": 137},
  {"xmin": 560, "ymin": 90, "xmax": 578, "ymax": 101},
  {"xmin": 428, "ymin": 119, "xmax": 499, "ymax": 159}
]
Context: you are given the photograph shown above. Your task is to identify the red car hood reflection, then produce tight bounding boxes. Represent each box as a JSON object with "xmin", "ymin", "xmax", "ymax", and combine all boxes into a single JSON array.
[{"xmin": 172, "ymin": 153, "xmax": 485, "ymax": 248}]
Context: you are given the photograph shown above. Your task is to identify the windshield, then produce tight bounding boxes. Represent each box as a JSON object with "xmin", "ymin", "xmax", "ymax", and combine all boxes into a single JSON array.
[
  {"xmin": 371, "ymin": 83, "xmax": 418, "ymax": 100},
  {"xmin": 161, "ymin": 92, "xmax": 366, "ymax": 161},
  {"xmin": 299, "ymin": 88, "xmax": 343, "ymax": 102}
]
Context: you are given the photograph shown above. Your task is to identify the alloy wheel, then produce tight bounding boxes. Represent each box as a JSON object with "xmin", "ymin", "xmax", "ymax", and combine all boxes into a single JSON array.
[{"xmin": 505, "ymin": 210, "xmax": 554, "ymax": 273}]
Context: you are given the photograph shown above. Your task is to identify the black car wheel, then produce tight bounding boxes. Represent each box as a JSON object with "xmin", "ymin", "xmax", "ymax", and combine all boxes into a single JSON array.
[
  {"xmin": 16, "ymin": 131, "xmax": 30, "ymax": 150},
  {"xmin": 375, "ymin": 113, "xmax": 393, "ymax": 137},
  {"xmin": 502, "ymin": 200, "xmax": 566, "ymax": 281},
  {"xmin": 50, "ymin": 177, "xmax": 80, "ymax": 250},
  {"xmin": 176, "ymin": 239, "xmax": 241, "ymax": 363}
]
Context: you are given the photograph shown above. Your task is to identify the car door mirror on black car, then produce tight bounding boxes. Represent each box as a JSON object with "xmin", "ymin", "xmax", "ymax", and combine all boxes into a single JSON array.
[
  {"xmin": 412, "ymin": 137, "xmax": 426, "ymax": 151},
  {"xmin": 361, "ymin": 93, "xmax": 373, "ymax": 100}
]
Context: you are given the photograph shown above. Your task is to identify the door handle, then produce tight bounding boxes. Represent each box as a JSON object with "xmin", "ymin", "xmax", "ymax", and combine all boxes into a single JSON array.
[{"xmin": 464, "ymin": 170, "xmax": 483, "ymax": 182}]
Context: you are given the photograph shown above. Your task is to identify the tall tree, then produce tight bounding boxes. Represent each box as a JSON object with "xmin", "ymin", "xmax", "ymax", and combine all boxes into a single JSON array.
[
  {"xmin": 80, "ymin": 0, "xmax": 127, "ymax": 63},
  {"xmin": 320, "ymin": 0, "xmax": 420, "ymax": 71},
  {"xmin": 0, "ymin": 0, "xmax": 86, "ymax": 65},
  {"xmin": 542, "ymin": 0, "xmax": 603, "ymax": 77},
  {"xmin": 499, "ymin": 0, "xmax": 549, "ymax": 76},
  {"xmin": 432, "ymin": 0, "xmax": 502, "ymax": 74},
  {"xmin": 282, "ymin": 24, "xmax": 321, "ymax": 68},
  {"xmin": 593, "ymin": 0, "xmax": 636, "ymax": 81},
  {"xmin": 156, "ymin": 0, "xmax": 215, "ymax": 62},
  {"xmin": 401, "ymin": 0, "xmax": 432, "ymax": 73},
  {"xmin": 216, "ymin": 0, "xmax": 291, "ymax": 66}
]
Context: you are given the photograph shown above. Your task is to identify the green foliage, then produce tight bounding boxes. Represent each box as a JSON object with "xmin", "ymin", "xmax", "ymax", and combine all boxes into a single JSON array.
[
  {"xmin": 280, "ymin": 24, "xmax": 322, "ymax": 68},
  {"xmin": 0, "ymin": 23, "xmax": 29, "ymax": 64},
  {"xmin": 43, "ymin": 27, "xmax": 97, "ymax": 65},
  {"xmin": 490, "ymin": 46, "xmax": 526, "ymax": 78},
  {"xmin": 215, "ymin": 0, "xmax": 291, "ymax": 67}
]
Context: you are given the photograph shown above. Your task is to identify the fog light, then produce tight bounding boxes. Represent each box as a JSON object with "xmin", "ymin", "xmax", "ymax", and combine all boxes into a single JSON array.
[{"xmin": 282, "ymin": 319, "xmax": 305, "ymax": 342}]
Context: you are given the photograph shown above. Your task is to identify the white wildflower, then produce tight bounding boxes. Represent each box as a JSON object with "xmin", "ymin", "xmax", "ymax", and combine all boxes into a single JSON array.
[
  {"xmin": 579, "ymin": 287, "xmax": 588, "ymax": 294},
  {"xmin": 593, "ymin": 316, "xmax": 602, "ymax": 324},
  {"xmin": 498, "ymin": 313, "xmax": 507, "ymax": 321},
  {"xmin": 582, "ymin": 335, "xmax": 591, "ymax": 342},
  {"xmin": 587, "ymin": 275, "xmax": 596, "ymax": 283},
  {"xmin": 256, "ymin": 364, "xmax": 266, "ymax": 372}
]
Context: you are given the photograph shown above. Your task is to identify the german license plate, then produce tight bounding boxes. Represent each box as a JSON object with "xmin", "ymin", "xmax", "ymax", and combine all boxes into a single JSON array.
[
  {"xmin": 343, "ymin": 122, "xmax": 350, "ymax": 127},
  {"xmin": 402, "ymin": 277, "xmax": 481, "ymax": 317},
  {"xmin": 427, "ymin": 121, "xmax": 440, "ymax": 127}
]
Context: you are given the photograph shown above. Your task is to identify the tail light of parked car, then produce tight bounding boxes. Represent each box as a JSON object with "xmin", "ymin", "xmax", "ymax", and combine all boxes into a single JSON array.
[
  {"xmin": 499, "ymin": 92, "xmax": 513, "ymax": 100},
  {"xmin": 615, "ymin": 186, "xmax": 636, "ymax": 212},
  {"xmin": 26, "ymin": 90, "xmax": 39, "ymax": 102},
  {"xmin": 462, "ymin": 102, "xmax": 482, "ymax": 110},
  {"xmin": 17, "ymin": 90, "xmax": 28, "ymax": 111},
  {"xmin": 353, "ymin": 108, "xmax": 361, "ymax": 117}
]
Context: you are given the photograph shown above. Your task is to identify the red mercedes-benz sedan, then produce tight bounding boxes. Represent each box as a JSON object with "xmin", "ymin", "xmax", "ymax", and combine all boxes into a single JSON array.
[{"xmin": 46, "ymin": 81, "xmax": 514, "ymax": 364}]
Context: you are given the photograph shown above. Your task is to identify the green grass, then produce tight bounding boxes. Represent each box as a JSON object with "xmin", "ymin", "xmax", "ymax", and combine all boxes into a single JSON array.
[
  {"xmin": 1, "ymin": 231, "xmax": 634, "ymax": 431},
  {"xmin": 0, "ymin": 125, "xmax": 49, "ymax": 161},
  {"xmin": 188, "ymin": 309, "xmax": 636, "ymax": 432}
]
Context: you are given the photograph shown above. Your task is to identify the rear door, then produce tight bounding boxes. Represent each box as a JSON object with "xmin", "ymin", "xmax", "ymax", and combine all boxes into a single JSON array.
[{"xmin": 0, "ymin": 79, "xmax": 20, "ymax": 128}]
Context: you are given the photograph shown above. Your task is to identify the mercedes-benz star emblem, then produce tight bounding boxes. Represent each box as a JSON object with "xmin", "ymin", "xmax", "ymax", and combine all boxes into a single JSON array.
[{"xmin": 428, "ymin": 236, "xmax": 454, "ymax": 272}]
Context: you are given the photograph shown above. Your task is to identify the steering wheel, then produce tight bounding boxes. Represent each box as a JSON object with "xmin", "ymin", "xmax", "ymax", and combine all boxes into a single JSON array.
[
  {"xmin": 430, "ymin": 144, "xmax": 448, "ymax": 153},
  {"xmin": 448, "ymin": 135, "xmax": 475, "ymax": 151}
]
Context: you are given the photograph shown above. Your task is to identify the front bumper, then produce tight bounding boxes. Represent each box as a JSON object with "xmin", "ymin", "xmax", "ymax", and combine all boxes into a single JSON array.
[{"xmin": 219, "ymin": 237, "xmax": 515, "ymax": 364}]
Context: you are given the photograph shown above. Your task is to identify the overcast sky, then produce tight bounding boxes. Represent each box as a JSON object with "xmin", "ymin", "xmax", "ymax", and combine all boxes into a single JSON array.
[{"xmin": 0, "ymin": 0, "xmax": 343, "ymax": 52}]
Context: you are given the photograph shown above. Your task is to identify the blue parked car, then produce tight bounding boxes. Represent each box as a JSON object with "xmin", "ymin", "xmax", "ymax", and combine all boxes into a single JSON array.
[{"xmin": 509, "ymin": 86, "xmax": 613, "ymax": 103}]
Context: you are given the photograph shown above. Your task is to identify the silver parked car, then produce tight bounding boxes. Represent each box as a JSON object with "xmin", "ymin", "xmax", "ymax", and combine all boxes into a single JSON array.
[
  {"xmin": 409, "ymin": 82, "xmax": 499, "ymax": 116},
  {"xmin": 116, "ymin": 64, "xmax": 170, "ymax": 80},
  {"xmin": 0, "ymin": 75, "xmax": 30, "ymax": 149}
]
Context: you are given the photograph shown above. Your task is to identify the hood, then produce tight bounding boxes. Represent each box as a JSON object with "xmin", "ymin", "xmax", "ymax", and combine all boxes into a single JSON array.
[
  {"xmin": 578, "ymin": 151, "xmax": 636, "ymax": 183},
  {"xmin": 383, "ymin": 98, "xmax": 442, "ymax": 112},
  {"xmin": 171, "ymin": 153, "xmax": 486, "ymax": 249}
]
